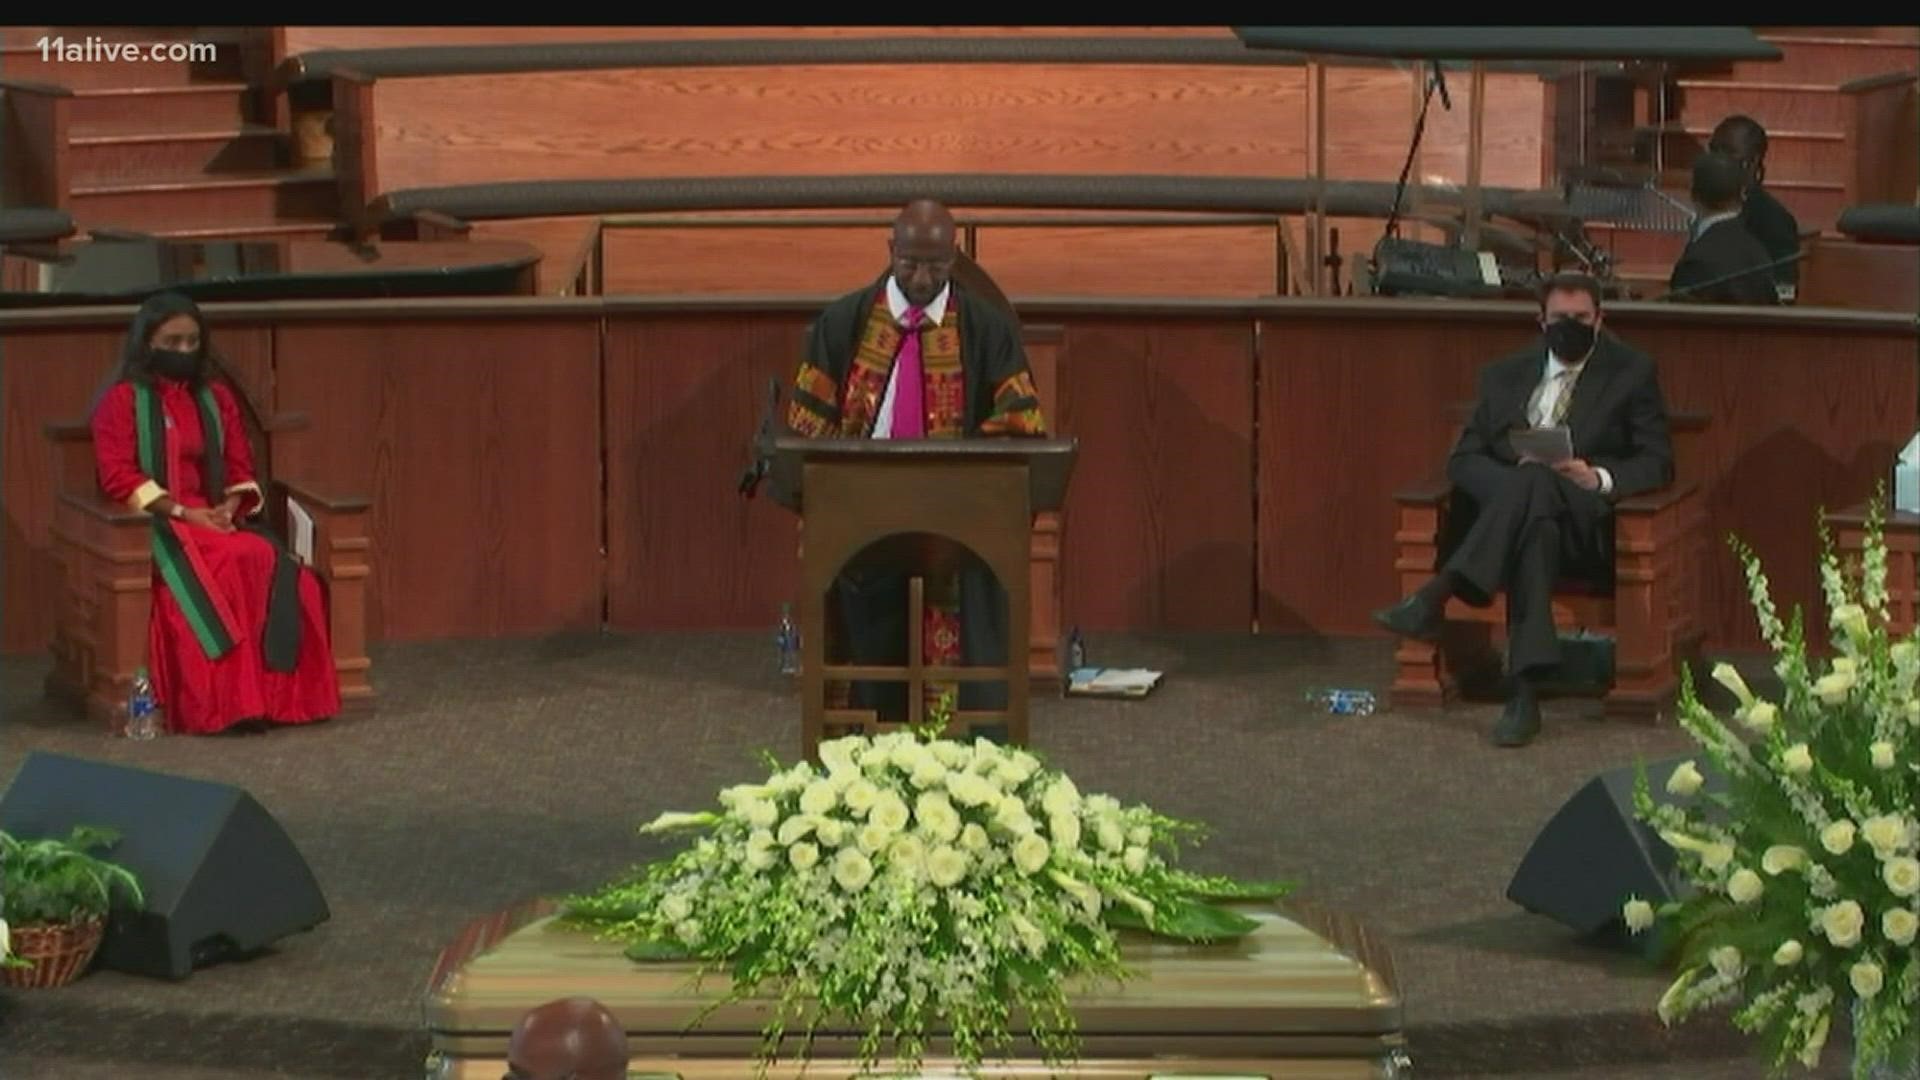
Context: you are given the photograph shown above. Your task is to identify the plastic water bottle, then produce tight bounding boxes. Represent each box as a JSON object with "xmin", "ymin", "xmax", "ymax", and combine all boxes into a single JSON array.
[
  {"xmin": 126, "ymin": 667, "xmax": 161, "ymax": 740},
  {"xmin": 1066, "ymin": 627, "xmax": 1086, "ymax": 671},
  {"xmin": 1306, "ymin": 688, "xmax": 1377, "ymax": 716},
  {"xmin": 776, "ymin": 604, "xmax": 800, "ymax": 676}
]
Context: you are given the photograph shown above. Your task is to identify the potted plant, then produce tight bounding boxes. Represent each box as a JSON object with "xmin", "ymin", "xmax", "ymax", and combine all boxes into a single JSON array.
[{"xmin": 0, "ymin": 825, "xmax": 144, "ymax": 989}]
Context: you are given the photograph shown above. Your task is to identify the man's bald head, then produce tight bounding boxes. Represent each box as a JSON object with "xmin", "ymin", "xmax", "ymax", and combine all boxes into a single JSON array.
[
  {"xmin": 889, "ymin": 199, "xmax": 958, "ymax": 307},
  {"xmin": 505, "ymin": 997, "xmax": 629, "ymax": 1080}
]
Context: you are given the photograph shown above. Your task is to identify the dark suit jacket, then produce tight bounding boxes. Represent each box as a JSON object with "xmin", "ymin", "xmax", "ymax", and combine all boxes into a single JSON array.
[
  {"xmin": 1670, "ymin": 218, "xmax": 1781, "ymax": 305},
  {"xmin": 1741, "ymin": 185, "xmax": 1801, "ymax": 289},
  {"xmin": 1448, "ymin": 333, "xmax": 1675, "ymax": 501}
]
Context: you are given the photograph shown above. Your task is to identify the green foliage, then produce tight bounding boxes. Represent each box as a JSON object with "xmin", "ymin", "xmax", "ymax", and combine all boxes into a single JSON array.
[{"xmin": 0, "ymin": 825, "xmax": 145, "ymax": 926}]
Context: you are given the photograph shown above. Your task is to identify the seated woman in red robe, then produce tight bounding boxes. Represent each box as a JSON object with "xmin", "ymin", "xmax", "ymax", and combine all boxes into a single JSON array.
[{"xmin": 89, "ymin": 292, "xmax": 340, "ymax": 735}]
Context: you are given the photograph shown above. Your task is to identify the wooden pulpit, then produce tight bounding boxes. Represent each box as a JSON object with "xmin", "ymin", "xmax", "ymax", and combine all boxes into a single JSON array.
[{"xmin": 766, "ymin": 436, "xmax": 1077, "ymax": 759}]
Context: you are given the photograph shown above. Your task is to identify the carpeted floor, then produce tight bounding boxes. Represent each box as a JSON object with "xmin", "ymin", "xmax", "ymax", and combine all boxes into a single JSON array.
[{"xmin": 0, "ymin": 632, "xmax": 1856, "ymax": 1079}]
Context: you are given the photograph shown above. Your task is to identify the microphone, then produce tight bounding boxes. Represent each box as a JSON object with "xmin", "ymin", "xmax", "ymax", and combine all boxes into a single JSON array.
[
  {"xmin": 1431, "ymin": 60, "xmax": 1452, "ymax": 111},
  {"xmin": 1654, "ymin": 249, "xmax": 1807, "ymax": 303},
  {"xmin": 737, "ymin": 378, "xmax": 784, "ymax": 498}
]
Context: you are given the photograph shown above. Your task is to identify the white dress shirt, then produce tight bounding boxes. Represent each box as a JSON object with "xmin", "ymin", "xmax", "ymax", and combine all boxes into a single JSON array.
[
  {"xmin": 871, "ymin": 277, "xmax": 952, "ymax": 439},
  {"xmin": 1529, "ymin": 349, "xmax": 1613, "ymax": 495},
  {"xmin": 1690, "ymin": 209, "xmax": 1740, "ymax": 241}
]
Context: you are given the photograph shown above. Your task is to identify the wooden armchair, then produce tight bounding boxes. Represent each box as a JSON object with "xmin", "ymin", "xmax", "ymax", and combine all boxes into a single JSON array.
[
  {"xmin": 43, "ymin": 395, "xmax": 374, "ymax": 730},
  {"xmin": 1388, "ymin": 408, "xmax": 1709, "ymax": 720}
]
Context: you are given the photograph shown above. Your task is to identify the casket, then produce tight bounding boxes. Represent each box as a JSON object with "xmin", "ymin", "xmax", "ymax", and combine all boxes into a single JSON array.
[{"xmin": 422, "ymin": 897, "xmax": 1408, "ymax": 1078}]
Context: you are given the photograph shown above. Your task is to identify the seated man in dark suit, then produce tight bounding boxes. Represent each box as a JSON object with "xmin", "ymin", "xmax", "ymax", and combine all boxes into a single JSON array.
[
  {"xmin": 1669, "ymin": 150, "xmax": 1781, "ymax": 305},
  {"xmin": 1710, "ymin": 114, "xmax": 1801, "ymax": 302},
  {"xmin": 1372, "ymin": 273, "xmax": 1674, "ymax": 747}
]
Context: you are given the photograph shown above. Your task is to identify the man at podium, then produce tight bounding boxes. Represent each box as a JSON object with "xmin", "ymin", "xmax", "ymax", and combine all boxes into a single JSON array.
[{"xmin": 785, "ymin": 199, "xmax": 1048, "ymax": 723}]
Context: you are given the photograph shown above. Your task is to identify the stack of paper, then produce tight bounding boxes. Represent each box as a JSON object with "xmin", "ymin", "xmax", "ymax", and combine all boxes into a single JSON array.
[{"xmin": 1066, "ymin": 667, "xmax": 1163, "ymax": 699}]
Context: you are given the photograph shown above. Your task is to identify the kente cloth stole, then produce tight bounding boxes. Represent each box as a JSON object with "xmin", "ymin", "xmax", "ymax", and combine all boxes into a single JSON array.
[
  {"xmin": 134, "ymin": 383, "xmax": 242, "ymax": 660},
  {"xmin": 838, "ymin": 293, "xmax": 965, "ymax": 438}
]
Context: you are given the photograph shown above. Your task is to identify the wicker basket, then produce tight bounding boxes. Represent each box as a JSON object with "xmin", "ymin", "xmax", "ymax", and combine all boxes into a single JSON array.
[{"xmin": 2, "ymin": 917, "xmax": 105, "ymax": 989}]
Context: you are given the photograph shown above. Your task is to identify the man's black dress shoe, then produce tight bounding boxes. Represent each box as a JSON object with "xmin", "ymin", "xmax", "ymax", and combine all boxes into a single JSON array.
[
  {"xmin": 1371, "ymin": 594, "xmax": 1444, "ymax": 643},
  {"xmin": 1493, "ymin": 683, "xmax": 1543, "ymax": 747}
]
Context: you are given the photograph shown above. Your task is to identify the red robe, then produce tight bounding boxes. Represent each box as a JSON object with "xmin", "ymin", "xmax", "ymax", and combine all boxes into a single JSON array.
[{"xmin": 91, "ymin": 377, "xmax": 340, "ymax": 734}]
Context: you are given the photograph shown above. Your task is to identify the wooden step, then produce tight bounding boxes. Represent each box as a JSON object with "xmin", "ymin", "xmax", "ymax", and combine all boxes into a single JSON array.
[
  {"xmin": 71, "ymin": 169, "xmax": 338, "ymax": 232},
  {"xmin": 69, "ymin": 123, "xmax": 286, "ymax": 185},
  {"xmin": 1674, "ymin": 80, "xmax": 1855, "ymax": 131},
  {"xmin": 1716, "ymin": 37, "xmax": 1920, "ymax": 84},
  {"xmin": 0, "ymin": 37, "xmax": 245, "ymax": 88},
  {"xmin": 70, "ymin": 84, "xmax": 255, "ymax": 129},
  {"xmin": 1637, "ymin": 124, "xmax": 1849, "ymax": 185}
]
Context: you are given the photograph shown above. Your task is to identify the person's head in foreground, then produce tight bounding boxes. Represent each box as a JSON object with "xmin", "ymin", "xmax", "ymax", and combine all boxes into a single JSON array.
[{"xmin": 503, "ymin": 996, "xmax": 629, "ymax": 1080}]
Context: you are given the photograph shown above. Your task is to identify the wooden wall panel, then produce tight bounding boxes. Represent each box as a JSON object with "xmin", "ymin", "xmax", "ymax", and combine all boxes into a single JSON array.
[
  {"xmin": 1057, "ymin": 319, "xmax": 1256, "ymax": 632},
  {"xmin": 603, "ymin": 227, "xmax": 887, "ymax": 296},
  {"xmin": 270, "ymin": 318, "xmax": 603, "ymax": 641},
  {"xmin": 976, "ymin": 225, "xmax": 1279, "ymax": 297},
  {"xmin": 283, "ymin": 27, "xmax": 1234, "ymax": 54},
  {"xmin": 366, "ymin": 67, "xmax": 1545, "ymax": 195},
  {"xmin": 602, "ymin": 314, "xmax": 809, "ymax": 630}
]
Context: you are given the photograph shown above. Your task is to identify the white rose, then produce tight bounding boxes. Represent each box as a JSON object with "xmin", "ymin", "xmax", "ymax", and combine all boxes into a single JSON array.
[
  {"xmin": 1884, "ymin": 908, "xmax": 1920, "ymax": 946},
  {"xmin": 993, "ymin": 796, "xmax": 1036, "ymax": 836},
  {"xmin": 871, "ymin": 793, "xmax": 911, "ymax": 835},
  {"xmin": 744, "ymin": 798, "xmax": 779, "ymax": 829},
  {"xmin": 1822, "ymin": 901, "xmax": 1866, "ymax": 947},
  {"xmin": 1096, "ymin": 818, "xmax": 1126, "ymax": 853},
  {"xmin": 992, "ymin": 763, "xmax": 1028, "ymax": 789},
  {"xmin": 1727, "ymin": 869, "xmax": 1764, "ymax": 905},
  {"xmin": 746, "ymin": 830, "xmax": 778, "ymax": 871},
  {"xmin": 1831, "ymin": 604, "xmax": 1871, "ymax": 644},
  {"xmin": 675, "ymin": 919, "xmax": 702, "ymax": 945},
  {"xmin": 816, "ymin": 818, "xmax": 848, "ymax": 848},
  {"xmin": 856, "ymin": 821, "xmax": 892, "ymax": 855},
  {"xmin": 1815, "ymin": 671, "xmax": 1856, "ymax": 707},
  {"xmin": 1833, "ymin": 656, "xmax": 1859, "ymax": 675},
  {"xmin": 842, "ymin": 778, "xmax": 880, "ymax": 816},
  {"xmin": 960, "ymin": 823, "xmax": 990, "ymax": 853},
  {"xmin": 1852, "ymin": 960, "xmax": 1885, "ymax": 999},
  {"xmin": 1128, "ymin": 824, "xmax": 1153, "ymax": 846},
  {"xmin": 1710, "ymin": 945, "xmax": 1745, "ymax": 981},
  {"xmin": 1041, "ymin": 777, "xmax": 1082, "ymax": 818},
  {"xmin": 1763, "ymin": 845, "xmax": 1808, "ymax": 875},
  {"xmin": 1894, "ymin": 640, "xmax": 1919, "ymax": 669},
  {"xmin": 1742, "ymin": 700, "xmax": 1779, "ymax": 734},
  {"xmin": 1773, "ymin": 939, "xmax": 1804, "ymax": 966},
  {"xmin": 890, "ymin": 836, "xmax": 928, "ymax": 881},
  {"xmin": 890, "ymin": 742, "xmax": 925, "ymax": 773},
  {"xmin": 1872, "ymin": 742, "xmax": 1899, "ymax": 770},
  {"xmin": 1884, "ymin": 857, "xmax": 1920, "ymax": 897},
  {"xmin": 833, "ymin": 847, "xmax": 875, "ymax": 892},
  {"xmin": 1122, "ymin": 845, "xmax": 1150, "ymax": 876},
  {"xmin": 719, "ymin": 783, "xmax": 771, "ymax": 809},
  {"xmin": 1622, "ymin": 898, "xmax": 1655, "ymax": 932},
  {"xmin": 927, "ymin": 845, "xmax": 969, "ymax": 888},
  {"xmin": 915, "ymin": 793, "xmax": 962, "ymax": 843},
  {"xmin": 788, "ymin": 842, "xmax": 820, "ymax": 872},
  {"xmin": 1012, "ymin": 834, "xmax": 1052, "ymax": 875},
  {"xmin": 799, "ymin": 780, "xmax": 838, "ymax": 817},
  {"xmin": 1823, "ymin": 820, "xmax": 1858, "ymax": 855},
  {"xmin": 819, "ymin": 739, "xmax": 859, "ymax": 778},
  {"xmin": 1712, "ymin": 662, "xmax": 1756, "ymax": 707},
  {"xmin": 1783, "ymin": 744, "xmax": 1815, "ymax": 776},
  {"xmin": 1701, "ymin": 842, "xmax": 1736, "ymax": 873},
  {"xmin": 1050, "ymin": 812, "xmax": 1083, "ymax": 853},
  {"xmin": 1863, "ymin": 815, "xmax": 1911, "ymax": 860},
  {"xmin": 660, "ymin": 893, "xmax": 693, "ymax": 923},
  {"xmin": 778, "ymin": 815, "xmax": 817, "ymax": 846},
  {"xmin": 945, "ymin": 772, "xmax": 999, "ymax": 808},
  {"xmin": 910, "ymin": 759, "xmax": 948, "ymax": 790},
  {"xmin": 1666, "ymin": 761, "xmax": 1705, "ymax": 797},
  {"xmin": 932, "ymin": 741, "xmax": 971, "ymax": 769}
]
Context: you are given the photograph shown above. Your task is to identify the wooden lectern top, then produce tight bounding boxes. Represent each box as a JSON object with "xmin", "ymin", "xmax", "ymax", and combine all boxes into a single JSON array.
[{"xmin": 764, "ymin": 435, "xmax": 1077, "ymax": 515}]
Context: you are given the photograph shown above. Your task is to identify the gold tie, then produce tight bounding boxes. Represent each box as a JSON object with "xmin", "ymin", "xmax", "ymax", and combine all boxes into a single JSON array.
[{"xmin": 1549, "ymin": 367, "xmax": 1582, "ymax": 426}]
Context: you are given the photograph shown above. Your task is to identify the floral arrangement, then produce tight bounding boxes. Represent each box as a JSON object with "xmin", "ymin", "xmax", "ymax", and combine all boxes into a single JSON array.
[
  {"xmin": 1622, "ymin": 493, "xmax": 1920, "ymax": 1077},
  {"xmin": 564, "ymin": 698, "xmax": 1290, "ymax": 1074}
]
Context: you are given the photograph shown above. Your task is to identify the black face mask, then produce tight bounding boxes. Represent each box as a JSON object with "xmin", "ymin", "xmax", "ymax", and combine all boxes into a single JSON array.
[
  {"xmin": 1542, "ymin": 318, "xmax": 1596, "ymax": 362},
  {"xmin": 149, "ymin": 347, "xmax": 200, "ymax": 381}
]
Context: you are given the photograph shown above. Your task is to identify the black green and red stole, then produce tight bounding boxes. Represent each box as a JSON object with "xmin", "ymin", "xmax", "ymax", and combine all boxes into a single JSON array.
[
  {"xmin": 134, "ymin": 382, "xmax": 241, "ymax": 660},
  {"xmin": 835, "ymin": 293, "xmax": 966, "ymax": 438}
]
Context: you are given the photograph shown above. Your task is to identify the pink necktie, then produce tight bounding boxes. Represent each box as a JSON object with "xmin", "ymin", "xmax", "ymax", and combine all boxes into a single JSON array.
[{"xmin": 890, "ymin": 307, "xmax": 925, "ymax": 438}]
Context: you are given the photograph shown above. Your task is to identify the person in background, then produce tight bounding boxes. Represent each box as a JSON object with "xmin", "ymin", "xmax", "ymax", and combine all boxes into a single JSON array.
[
  {"xmin": 1669, "ymin": 151, "xmax": 1781, "ymax": 306},
  {"xmin": 1708, "ymin": 114, "xmax": 1801, "ymax": 302},
  {"xmin": 89, "ymin": 291, "xmax": 339, "ymax": 735}
]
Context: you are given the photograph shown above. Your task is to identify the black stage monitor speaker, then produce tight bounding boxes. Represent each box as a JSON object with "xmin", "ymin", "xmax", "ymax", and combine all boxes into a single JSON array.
[
  {"xmin": 0, "ymin": 751, "xmax": 329, "ymax": 979},
  {"xmin": 1507, "ymin": 754, "xmax": 1728, "ymax": 951}
]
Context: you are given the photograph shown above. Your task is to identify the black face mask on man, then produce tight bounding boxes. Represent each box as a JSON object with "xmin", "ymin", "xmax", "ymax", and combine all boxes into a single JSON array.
[
  {"xmin": 1541, "ymin": 318, "xmax": 1596, "ymax": 362},
  {"xmin": 149, "ymin": 347, "xmax": 200, "ymax": 381}
]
